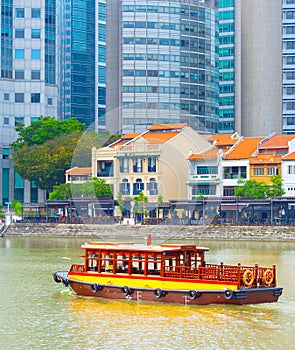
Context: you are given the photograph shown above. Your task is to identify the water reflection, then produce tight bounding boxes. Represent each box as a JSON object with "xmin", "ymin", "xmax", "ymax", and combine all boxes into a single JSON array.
[{"xmin": 0, "ymin": 236, "xmax": 294, "ymax": 350}]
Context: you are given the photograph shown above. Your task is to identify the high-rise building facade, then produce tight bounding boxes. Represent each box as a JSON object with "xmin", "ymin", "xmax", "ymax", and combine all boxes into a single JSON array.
[
  {"xmin": 59, "ymin": 0, "xmax": 106, "ymax": 129},
  {"xmin": 106, "ymin": 0, "xmax": 219, "ymax": 135},
  {"xmin": 218, "ymin": 0, "xmax": 238, "ymax": 133},
  {"xmin": 0, "ymin": 1, "xmax": 58, "ymax": 204},
  {"xmin": 283, "ymin": 0, "xmax": 295, "ymax": 134}
]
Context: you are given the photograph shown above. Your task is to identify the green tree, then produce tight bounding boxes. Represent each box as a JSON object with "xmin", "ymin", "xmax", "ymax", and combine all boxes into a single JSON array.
[
  {"xmin": 234, "ymin": 176, "xmax": 285, "ymax": 199},
  {"xmin": 49, "ymin": 178, "xmax": 112, "ymax": 200},
  {"xmin": 11, "ymin": 116, "xmax": 85, "ymax": 149},
  {"xmin": 12, "ymin": 130, "xmax": 83, "ymax": 191},
  {"xmin": 49, "ymin": 183, "xmax": 72, "ymax": 200},
  {"xmin": 268, "ymin": 175, "xmax": 285, "ymax": 197},
  {"xmin": 12, "ymin": 200, "xmax": 22, "ymax": 216},
  {"xmin": 133, "ymin": 192, "xmax": 148, "ymax": 223}
]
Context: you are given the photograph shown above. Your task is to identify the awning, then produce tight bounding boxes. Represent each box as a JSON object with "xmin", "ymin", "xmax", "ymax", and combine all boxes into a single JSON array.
[{"xmin": 220, "ymin": 204, "xmax": 247, "ymax": 211}]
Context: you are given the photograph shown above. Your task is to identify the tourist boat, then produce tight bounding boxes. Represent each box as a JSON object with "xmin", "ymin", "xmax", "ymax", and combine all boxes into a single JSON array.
[{"xmin": 53, "ymin": 241, "xmax": 283, "ymax": 305}]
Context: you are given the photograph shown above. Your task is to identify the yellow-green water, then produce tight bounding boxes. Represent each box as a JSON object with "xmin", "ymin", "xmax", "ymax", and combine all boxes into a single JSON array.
[{"xmin": 0, "ymin": 236, "xmax": 294, "ymax": 350}]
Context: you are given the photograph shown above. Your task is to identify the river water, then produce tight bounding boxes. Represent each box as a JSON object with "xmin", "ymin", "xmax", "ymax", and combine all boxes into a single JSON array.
[{"xmin": 0, "ymin": 236, "xmax": 294, "ymax": 350}]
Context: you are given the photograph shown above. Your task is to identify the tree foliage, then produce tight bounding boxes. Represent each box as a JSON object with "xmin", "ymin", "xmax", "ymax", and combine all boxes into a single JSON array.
[
  {"xmin": 234, "ymin": 175, "xmax": 285, "ymax": 199},
  {"xmin": 11, "ymin": 116, "xmax": 85, "ymax": 149},
  {"xmin": 11, "ymin": 116, "xmax": 118, "ymax": 192},
  {"xmin": 49, "ymin": 177, "xmax": 112, "ymax": 200},
  {"xmin": 12, "ymin": 129, "xmax": 83, "ymax": 191}
]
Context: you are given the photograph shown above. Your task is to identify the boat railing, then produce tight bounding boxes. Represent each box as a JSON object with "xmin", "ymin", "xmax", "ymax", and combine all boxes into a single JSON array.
[
  {"xmin": 164, "ymin": 263, "xmax": 276, "ymax": 288},
  {"xmin": 69, "ymin": 264, "xmax": 85, "ymax": 273}
]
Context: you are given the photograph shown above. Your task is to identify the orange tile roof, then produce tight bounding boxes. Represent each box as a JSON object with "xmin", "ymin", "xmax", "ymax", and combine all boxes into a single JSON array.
[
  {"xmin": 249, "ymin": 154, "xmax": 282, "ymax": 164},
  {"xmin": 66, "ymin": 167, "xmax": 92, "ymax": 175},
  {"xmin": 259, "ymin": 134, "xmax": 295, "ymax": 149},
  {"xmin": 208, "ymin": 133, "xmax": 240, "ymax": 147},
  {"xmin": 224, "ymin": 137, "xmax": 264, "ymax": 160},
  {"xmin": 282, "ymin": 151, "xmax": 295, "ymax": 161},
  {"xmin": 142, "ymin": 131, "xmax": 180, "ymax": 144},
  {"xmin": 188, "ymin": 147, "xmax": 219, "ymax": 160},
  {"xmin": 148, "ymin": 123, "xmax": 187, "ymax": 131},
  {"xmin": 109, "ymin": 133, "xmax": 141, "ymax": 148}
]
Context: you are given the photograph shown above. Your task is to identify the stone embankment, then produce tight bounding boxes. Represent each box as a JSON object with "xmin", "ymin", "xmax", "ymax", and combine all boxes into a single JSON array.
[{"xmin": 5, "ymin": 223, "xmax": 295, "ymax": 241}]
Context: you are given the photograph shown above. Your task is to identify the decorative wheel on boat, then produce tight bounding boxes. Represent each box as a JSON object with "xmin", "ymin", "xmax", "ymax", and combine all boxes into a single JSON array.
[
  {"xmin": 223, "ymin": 289, "xmax": 234, "ymax": 300},
  {"xmin": 263, "ymin": 269, "xmax": 274, "ymax": 286},
  {"xmin": 90, "ymin": 283, "xmax": 100, "ymax": 293},
  {"xmin": 224, "ymin": 289, "xmax": 233, "ymax": 300},
  {"xmin": 121, "ymin": 286, "xmax": 131, "ymax": 296},
  {"xmin": 243, "ymin": 269, "xmax": 255, "ymax": 287},
  {"xmin": 188, "ymin": 290, "xmax": 200, "ymax": 300},
  {"xmin": 153, "ymin": 288, "xmax": 163, "ymax": 298}
]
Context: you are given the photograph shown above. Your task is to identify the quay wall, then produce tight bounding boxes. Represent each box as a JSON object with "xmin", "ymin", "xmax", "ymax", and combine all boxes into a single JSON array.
[{"xmin": 5, "ymin": 223, "xmax": 295, "ymax": 241}]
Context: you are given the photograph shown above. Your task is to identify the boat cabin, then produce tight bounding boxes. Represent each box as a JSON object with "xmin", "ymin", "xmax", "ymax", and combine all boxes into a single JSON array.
[{"xmin": 80, "ymin": 242, "xmax": 209, "ymax": 278}]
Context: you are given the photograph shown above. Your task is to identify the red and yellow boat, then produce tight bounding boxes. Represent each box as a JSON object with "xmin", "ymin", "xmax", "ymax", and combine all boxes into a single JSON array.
[{"xmin": 53, "ymin": 241, "xmax": 283, "ymax": 305}]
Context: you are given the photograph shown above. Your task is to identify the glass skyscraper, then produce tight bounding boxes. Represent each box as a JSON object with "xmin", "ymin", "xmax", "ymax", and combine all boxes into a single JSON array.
[
  {"xmin": 283, "ymin": 0, "xmax": 295, "ymax": 134},
  {"xmin": 106, "ymin": 0, "xmax": 219, "ymax": 134},
  {"xmin": 218, "ymin": 0, "xmax": 236, "ymax": 133},
  {"xmin": 59, "ymin": 0, "xmax": 107, "ymax": 130},
  {"xmin": 0, "ymin": 1, "xmax": 58, "ymax": 204}
]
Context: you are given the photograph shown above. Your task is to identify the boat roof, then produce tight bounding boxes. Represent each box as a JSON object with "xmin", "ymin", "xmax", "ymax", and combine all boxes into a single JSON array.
[{"xmin": 81, "ymin": 242, "xmax": 209, "ymax": 253}]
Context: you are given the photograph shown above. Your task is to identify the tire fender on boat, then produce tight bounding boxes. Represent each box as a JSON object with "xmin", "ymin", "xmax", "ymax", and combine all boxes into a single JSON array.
[
  {"xmin": 90, "ymin": 283, "xmax": 100, "ymax": 293},
  {"xmin": 153, "ymin": 288, "xmax": 163, "ymax": 298},
  {"xmin": 243, "ymin": 269, "xmax": 255, "ymax": 287},
  {"xmin": 263, "ymin": 269, "xmax": 274, "ymax": 286},
  {"xmin": 188, "ymin": 290, "xmax": 199, "ymax": 300},
  {"xmin": 224, "ymin": 289, "xmax": 233, "ymax": 300},
  {"xmin": 53, "ymin": 272, "xmax": 61, "ymax": 283},
  {"xmin": 122, "ymin": 286, "xmax": 131, "ymax": 296},
  {"xmin": 62, "ymin": 279, "xmax": 69, "ymax": 287}
]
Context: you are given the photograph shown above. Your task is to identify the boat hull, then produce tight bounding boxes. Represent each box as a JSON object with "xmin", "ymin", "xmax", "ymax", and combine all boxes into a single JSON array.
[{"xmin": 53, "ymin": 272, "xmax": 283, "ymax": 305}]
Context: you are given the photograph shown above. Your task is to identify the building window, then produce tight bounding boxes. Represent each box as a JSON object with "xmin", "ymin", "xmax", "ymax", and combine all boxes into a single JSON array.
[
  {"xmin": 2, "ymin": 148, "xmax": 9, "ymax": 160},
  {"xmin": 31, "ymin": 70, "xmax": 40, "ymax": 80},
  {"xmin": 119, "ymin": 158, "xmax": 129, "ymax": 173},
  {"xmin": 15, "ymin": 117, "xmax": 24, "ymax": 126},
  {"xmin": 47, "ymin": 98, "xmax": 53, "ymax": 105},
  {"xmin": 4, "ymin": 93, "xmax": 9, "ymax": 101},
  {"xmin": 253, "ymin": 168, "xmax": 264, "ymax": 176},
  {"xmin": 119, "ymin": 178, "xmax": 130, "ymax": 195},
  {"xmin": 31, "ymin": 93, "xmax": 40, "ymax": 103},
  {"xmin": 15, "ymin": 70, "xmax": 24, "ymax": 79},
  {"xmin": 31, "ymin": 49, "xmax": 40, "ymax": 59},
  {"xmin": 148, "ymin": 157, "xmax": 157, "ymax": 172},
  {"xmin": 31, "ymin": 29, "xmax": 41, "ymax": 39},
  {"xmin": 15, "ymin": 28, "xmax": 25, "ymax": 38},
  {"xmin": 15, "ymin": 49, "xmax": 24, "ymax": 59},
  {"xmin": 15, "ymin": 93, "xmax": 24, "ymax": 103},
  {"xmin": 288, "ymin": 165, "xmax": 295, "ymax": 174},
  {"xmin": 148, "ymin": 178, "xmax": 158, "ymax": 195},
  {"xmin": 133, "ymin": 158, "xmax": 143, "ymax": 173},
  {"xmin": 267, "ymin": 168, "xmax": 278, "ymax": 176},
  {"xmin": 15, "ymin": 8, "xmax": 25, "ymax": 18},
  {"xmin": 133, "ymin": 178, "xmax": 144, "ymax": 195},
  {"xmin": 31, "ymin": 8, "xmax": 41, "ymax": 18},
  {"xmin": 4, "ymin": 117, "xmax": 9, "ymax": 125}
]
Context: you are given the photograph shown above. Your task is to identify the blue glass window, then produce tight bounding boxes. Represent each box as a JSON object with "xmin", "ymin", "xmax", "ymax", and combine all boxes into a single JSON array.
[
  {"xmin": 31, "ymin": 93, "xmax": 40, "ymax": 103},
  {"xmin": 31, "ymin": 29, "xmax": 41, "ymax": 39},
  {"xmin": 31, "ymin": 49, "xmax": 40, "ymax": 59},
  {"xmin": 98, "ymin": 45, "xmax": 106, "ymax": 62},
  {"xmin": 15, "ymin": 8, "xmax": 24, "ymax": 18},
  {"xmin": 98, "ymin": 66, "xmax": 106, "ymax": 83},
  {"xmin": 31, "ymin": 8, "xmax": 41, "ymax": 18},
  {"xmin": 15, "ymin": 49, "xmax": 24, "ymax": 59},
  {"xmin": 98, "ymin": 3, "xmax": 106, "ymax": 21}
]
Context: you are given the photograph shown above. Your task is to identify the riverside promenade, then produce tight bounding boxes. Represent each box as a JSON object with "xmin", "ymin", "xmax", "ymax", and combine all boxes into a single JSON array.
[{"xmin": 5, "ymin": 222, "xmax": 295, "ymax": 241}]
